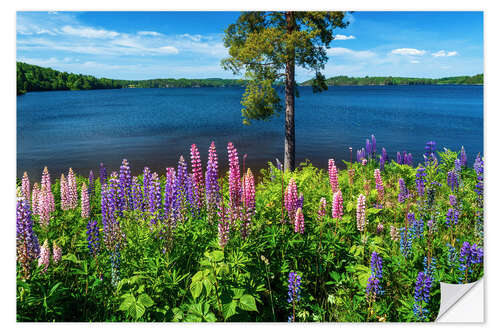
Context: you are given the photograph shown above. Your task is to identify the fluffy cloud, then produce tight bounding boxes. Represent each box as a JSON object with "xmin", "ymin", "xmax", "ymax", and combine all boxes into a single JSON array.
[
  {"xmin": 60, "ymin": 25, "xmax": 120, "ymax": 39},
  {"xmin": 391, "ymin": 48, "xmax": 426, "ymax": 56},
  {"xmin": 432, "ymin": 50, "xmax": 458, "ymax": 57},
  {"xmin": 137, "ymin": 31, "xmax": 162, "ymax": 36},
  {"xmin": 327, "ymin": 47, "xmax": 376, "ymax": 59},
  {"xmin": 334, "ymin": 34, "xmax": 356, "ymax": 40}
]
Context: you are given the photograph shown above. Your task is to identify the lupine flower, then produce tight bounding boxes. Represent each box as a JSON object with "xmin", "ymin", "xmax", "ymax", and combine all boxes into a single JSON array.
[
  {"xmin": 415, "ymin": 167, "xmax": 426, "ymax": 197},
  {"xmin": 60, "ymin": 174, "xmax": 69, "ymax": 211},
  {"xmin": 379, "ymin": 155, "xmax": 385, "ymax": 172},
  {"xmin": 445, "ymin": 208, "xmax": 459, "ymax": 228},
  {"xmin": 459, "ymin": 242, "xmax": 483, "ymax": 283},
  {"xmin": 390, "ymin": 225, "xmax": 399, "ymax": 241},
  {"xmin": 413, "ymin": 272, "xmax": 432, "ymax": 321},
  {"xmin": 99, "ymin": 162, "xmax": 107, "ymax": 186},
  {"xmin": 88, "ymin": 170, "xmax": 95, "ymax": 199},
  {"xmin": 81, "ymin": 182, "xmax": 90, "ymax": 218},
  {"xmin": 172, "ymin": 156, "xmax": 188, "ymax": 225},
  {"xmin": 227, "ymin": 142, "xmax": 241, "ymax": 213},
  {"xmin": 361, "ymin": 158, "xmax": 367, "ymax": 166},
  {"xmin": 67, "ymin": 168, "xmax": 78, "ymax": 210},
  {"xmin": 38, "ymin": 239, "xmax": 50, "ymax": 273},
  {"xmin": 356, "ymin": 194, "xmax": 366, "ymax": 232},
  {"xmin": 366, "ymin": 251, "xmax": 383, "ymax": 299},
  {"xmin": 400, "ymin": 226, "xmax": 414, "ymax": 258},
  {"xmin": 382, "ymin": 148, "xmax": 388, "ymax": 162},
  {"xmin": 473, "ymin": 153, "xmax": 484, "ymax": 237},
  {"xmin": 131, "ymin": 176, "xmax": 144, "ymax": 211},
  {"xmin": 423, "ymin": 256, "xmax": 437, "ymax": 284},
  {"xmin": 447, "ymin": 170, "xmax": 459, "ymax": 192},
  {"xmin": 110, "ymin": 244, "xmax": 121, "ymax": 287},
  {"xmin": 332, "ymin": 190, "xmax": 343, "ymax": 219},
  {"xmin": 242, "ymin": 168, "xmax": 256, "ymax": 230},
  {"xmin": 366, "ymin": 138, "xmax": 372, "ymax": 157},
  {"xmin": 148, "ymin": 172, "xmax": 162, "ymax": 225},
  {"xmin": 287, "ymin": 272, "xmax": 302, "ymax": 322},
  {"xmin": 396, "ymin": 152, "xmax": 402, "ymax": 165},
  {"xmin": 446, "ymin": 243, "xmax": 458, "ymax": 267},
  {"xmin": 412, "ymin": 217, "xmax": 424, "ymax": 239},
  {"xmin": 357, "ymin": 148, "xmax": 366, "ymax": 163},
  {"xmin": 16, "ymin": 194, "xmax": 38, "ymax": 279},
  {"xmin": 142, "ymin": 167, "xmax": 152, "ymax": 210},
  {"xmin": 294, "ymin": 207, "xmax": 305, "ymax": 234},
  {"xmin": 317, "ymin": 197, "xmax": 327, "ymax": 220},
  {"xmin": 52, "ymin": 242, "xmax": 62, "ymax": 264},
  {"xmin": 284, "ymin": 178, "xmax": 299, "ymax": 224},
  {"xmin": 86, "ymin": 219, "xmax": 100, "ymax": 256},
  {"xmin": 206, "ymin": 142, "xmax": 220, "ymax": 220},
  {"xmin": 190, "ymin": 144, "xmax": 204, "ymax": 209},
  {"xmin": 31, "ymin": 183, "xmax": 40, "ymax": 216},
  {"xmin": 41, "ymin": 167, "xmax": 55, "ymax": 212},
  {"xmin": 217, "ymin": 191, "xmax": 230, "ymax": 249},
  {"xmin": 376, "ymin": 223, "xmax": 384, "ymax": 233},
  {"xmin": 460, "ymin": 146, "xmax": 467, "ymax": 168},
  {"xmin": 405, "ymin": 153, "xmax": 413, "ymax": 166},
  {"xmin": 297, "ymin": 193, "xmax": 304, "ymax": 210},
  {"xmin": 328, "ymin": 159, "xmax": 339, "ymax": 193},
  {"xmin": 425, "ymin": 141, "xmax": 436, "ymax": 158},
  {"xmin": 118, "ymin": 159, "xmax": 132, "ymax": 210},
  {"xmin": 371, "ymin": 134, "xmax": 377, "ymax": 156},
  {"xmin": 374, "ymin": 169, "xmax": 384, "ymax": 205},
  {"xmin": 37, "ymin": 188, "xmax": 51, "ymax": 227},
  {"xmin": 21, "ymin": 172, "xmax": 30, "ymax": 204},
  {"xmin": 398, "ymin": 178, "xmax": 409, "ymax": 203},
  {"xmin": 162, "ymin": 168, "xmax": 175, "ymax": 217},
  {"xmin": 101, "ymin": 177, "xmax": 124, "ymax": 251}
]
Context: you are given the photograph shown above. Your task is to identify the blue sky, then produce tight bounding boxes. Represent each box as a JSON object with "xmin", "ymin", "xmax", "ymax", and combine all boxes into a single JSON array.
[{"xmin": 16, "ymin": 11, "xmax": 483, "ymax": 81}]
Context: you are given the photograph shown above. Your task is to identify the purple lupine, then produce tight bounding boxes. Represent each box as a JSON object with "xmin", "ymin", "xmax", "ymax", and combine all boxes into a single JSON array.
[
  {"xmin": 284, "ymin": 178, "xmax": 299, "ymax": 224},
  {"xmin": 131, "ymin": 176, "xmax": 144, "ymax": 211},
  {"xmin": 81, "ymin": 182, "xmax": 90, "ymax": 218},
  {"xmin": 405, "ymin": 153, "xmax": 413, "ymax": 166},
  {"xmin": 287, "ymin": 272, "xmax": 302, "ymax": 322},
  {"xmin": 379, "ymin": 155, "xmax": 385, "ymax": 172},
  {"xmin": 163, "ymin": 168, "xmax": 176, "ymax": 218},
  {"xmin": 101, "ymin": 176, "xmax": 123, "ymax": 251},
  {"xmin": 142, "ymin": 167, "xmax": 152, "ymax": 210},
  {"xmin": 382, "ymin": 147, "xmax": 388, "ymax": 162},
  {"xmin": 396, "ymin": 151, "xmax": 402, "ymax": 165},
  {"xmin": 459, "ymin": 241, "xmax": 483, "ymax": 283},
  {"xmin": 294, "ymin": 207, "xmax": 305, "ymax": 234},
  {"xmin": 356, "ymin": 194, "xmax": 366, "ymax": 232},
  {"xmin": 449, "ymin": 194, "xmax": 457, "ymax": 207},
  {"xmin": 425, "ymin": 141, "xmax": 436, "ymax": 159},
  {"xmin": 172, "ymin": 156, "xmax": 188, "ymax": 226},
  {"xmin": 67, "ymin": 168, "xmax": 78, "ymax": 210},
  {"xmin": 16, "ymin": 194, "xmax": 38, "ymax": 279},
  {"xmin": 357, "ymin": 148, "xmax": 366, "ymax": 163},
  {"xmin": 297, "ymin": 193, "xmax": 304, "ymax": 210},
  {"xmin": 38, "ymin": 239, "xmax": 50, "ymax": 273},
  {"xmin": 21, "ymin": 172, "xmax": 30, "ymax": 204},
  {"xmin": 86, "ymin": 219, "xmax": 100, "ymax": 256},
  {"xmin": 190, "ymin": 144, "xmax": 204, "ymax": 210},
  {"xmin": 88, "ymin": 170, "xmax": 95, "ymax": 199},
  {"xmin": 99, "ymin": 162, "xmax": 107, "ymax": 186},
  {"xmin": 398, "ymin": 178, "xmax": 409, "ymax": 203},
  {"xmin": 413, "ymin": 272, "xmax": 432, "ymax": 321},
  {"xmin": 460, "ymin": 146, "xmax": 467, "ymax": 168},
  {"xmin": 118, "ymin": 159, "xmax": 132, "ymax": 210},
  {"xmin": 415, "ymin": 167, "xmax": 426, "ymax": 197},
  {"xmin": 366, "ymin": 251, "xmax": 383, "ymax": 299},
  {"xmin": 447, "ymin": 170, "xmax": 459, "ymax": 192},
  {"xmin": 445, "ymin": 208, "xmax": 459, "ymax": 228},
  {"xmin": 366, "ymin": 138, "xmax": 372, "ymax": 158},
  {"xmin": 148, "ymin": 172, "xmax": 162, "ymax": 225},
  {"xmin": 371, "ymin": 134, "xmax": 376, "ymax": 156}
]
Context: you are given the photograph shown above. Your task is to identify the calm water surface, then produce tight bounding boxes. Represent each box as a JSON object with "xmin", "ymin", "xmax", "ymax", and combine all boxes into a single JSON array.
[{"xmin": 17, "ymin": 85, "xmax": 483, "ymax": 181}]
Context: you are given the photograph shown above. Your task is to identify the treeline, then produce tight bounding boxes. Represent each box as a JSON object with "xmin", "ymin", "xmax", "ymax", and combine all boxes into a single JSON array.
[
  {"xmin": 300, "ymin": 74, "xmax": 484, "ymax": 86},
  {"xmin": 16, "ymin": 62, "xmax": 247, "ymax": 95}
]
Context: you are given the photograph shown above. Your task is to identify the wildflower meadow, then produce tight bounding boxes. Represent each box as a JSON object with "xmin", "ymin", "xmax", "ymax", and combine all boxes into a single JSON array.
[{"xmin": 16, "ymin": 137, "xmax": 484, "ymax": 322}]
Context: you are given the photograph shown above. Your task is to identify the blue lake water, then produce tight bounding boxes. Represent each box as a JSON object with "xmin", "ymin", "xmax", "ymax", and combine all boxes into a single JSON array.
[{"xmin": 17, "ymin": 85, "xmax": 483, "ymax": 181}]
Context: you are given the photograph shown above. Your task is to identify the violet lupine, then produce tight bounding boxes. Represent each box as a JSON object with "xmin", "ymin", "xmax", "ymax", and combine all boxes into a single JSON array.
[
  {"xmin": 38, "ymin": 239, "xmax": 50, "ymax": 273},
  {"xmin": 163, "ymin": 168, "xmax": 175, "ymax": 218},
  {"xmin": 172, "ymin": 156, "xmax": 188, "ymax": 225},
  {"xmin": 101, "ymin": 176, "xmax": 123, "ymax": 251},
  {"xmin": 413, "ymin": 272, "xmax": 432, "ymax": 321},
  {"xmin": 357, "ymin": 148, "xmax": 366, "ymax": 163},
  {"xmin": 371, "ymin": 134, "xmax": 377, "ymax": 156},
  {"xmin": 148, "ymin": 172, "xmax": 162, "ymax": 225},
  {"xmin": 332, "ymin": 190, "xmax": 343, "ymax": 219},
  {"xmin": 379, "ymin": 155, "xmax": 385, "ymax": 172},
  {"xmin": 425, "ymin": 141, "xmax": 436, "ymax": 159},
  {"xmin": 227, "ymin": 142, "xmax": 241, "ymax": 216},
  {"xmin": 398, "ymin": 178, "xmax": 409, "ymax": 203},
  {"xmin": 474, "ymin": 153, "xmax": 484, "ymax": 237},
  {"xmin": 445, "ymin": 208, "xmax": 459, "ymax": 228},
  {"xmin": 67, "ymin": 168, "xmax": 78, "ymax": 210},
  {"xmin": 415, "ymin": 167, "xmax": 426, "ymax": 197},
  {"xmin": 447, "ymin": 170, "xmax": 459, "ymax": 192},
  {"xmin": 382, "ymin": 147, "xmax": 388, "ymax": 162},
  {"xmin": 328, "ymin": 159, "xmax": 339, "ymax": 193},
  {"xmin": 52, "ymin": 242, "xmax": 62, "ymax": 264},
  {"xmin": 284, "ymin": 178, "xmax": 299, "ymax": 224},
  {"xmin": 294, "ymin": 207, "xmax": 305, "ymax": 234},
  {"xmin": 142, "ymin": 167, "xmax": 152, "ymax": 209},
  {"xmin": 356, "ymin": 194, "xmax": 366, "ymax": 232},
  {"xmin": 404, "ymin": 153, "xmax": 413, "ymax": 166},
  {"xmin": 16, "ymin": 194, "xmax": 38, "ymax": 279},
  {"xmin": 459, "ymin": 241, "xmax": 483, "ymax": 283},
  {"xmin": 374, "ymin": 169, "xmax": 384, "ymax": 206},
  {"xmin": 131, "ymin": 176, "xmax": 144, "ymax": 211},
  {"xmin": 99, "ymin": 162, "xmax": 107, "ymax": 186},
  {"xmin": 31, "ymin": 183, "xmax": 40, "ymax": 216},
  {"xmin": 81, "ymin": 182, "xmax": 90, "ymax": 218},
  {"xmin": 60, "ymin": 174, "xmax": 70, "ymax": 211},
  {"xmin": 366, "ymin": 251, "xmax": 383, "ymax": 300},
  {"xmin": 118, "ymin": 159, "xmax": 132, "ymax": 210},
  {"xmin": 22, "ymin": 172, "xmax": 30, "ymax": 204},
  {"xmin": 297, "ymin": 193, "xmax": 304, "ymax": 210},
  {"xmin": 396, "ymin": 152, "xmax": 402, "ymax": 165},
  {"xmin": 317, "ymin": 197, "xmax": 327, "ymax": 220},
  {"xmin": 88, "ymin": 170, "xmax": 95, "ymax": 199},
  {"xmin": 190, "ymin": 144, "xmax": 204, "ymax": 209},
  {"xmin": 86, "ymin": 219, "xmax": 100, "ymax": 256},
  {"xmin": 460, "ymin": 146, "xmax": 467, "ymax": 168},
  {"xmin": 287, "ymin": 272, "xmax": 302, "ymax": 322}
]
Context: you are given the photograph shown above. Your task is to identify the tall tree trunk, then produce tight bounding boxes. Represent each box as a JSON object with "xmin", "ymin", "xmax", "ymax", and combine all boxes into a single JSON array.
[{"xmin": 284, "ymin": 11, "xmax": 295, "ymax": 171}]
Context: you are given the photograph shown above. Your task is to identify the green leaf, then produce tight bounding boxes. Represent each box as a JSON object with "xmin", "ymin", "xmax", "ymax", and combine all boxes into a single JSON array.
[
  {"xmin": 222, "ymin": 301, "xmax": 238, "ymax": 320},
  {"xmin": 129, "ymin": 301, "xmax": 146, "ymax": 320},
  {"xmin": 210, "ymin": 250, "xmax": 224, "ymax": 262},
  {"xmin": 231, "ymin": 288, "xmax": 245, "ymax": 299},
  {"xmin": 62, "ymin": 253, "xmax": 79, "ymax": 264},
  {"xmin": 138, "ymin": 294, "xmax": 154, "ymax": 308},
  {"xmin": 190, "ymin": 281, "xmax": 203, "ymax": 299},
  {"xmin": 191, "ymin": 270, "xmax": 204, "ymax": 283},
  {"xmin": 202, "ymin": 278, "xmax": 214, "ymax": 296},
  {"xmin": 239, "ymin": 294, "xmax": 257, "ymax": 312},
  {"xmin": 119, "ymin": 294, "xmax": 135, "ymax": 311}
]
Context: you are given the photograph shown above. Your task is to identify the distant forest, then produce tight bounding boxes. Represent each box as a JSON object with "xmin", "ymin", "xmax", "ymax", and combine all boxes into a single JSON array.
[
  {"xmin": 300, "ymin": 74, "xmax": 484, "ymax": 86},
  {"xmin": 17, "ymin": 62, "xmax": 483, "ymax": 95}
]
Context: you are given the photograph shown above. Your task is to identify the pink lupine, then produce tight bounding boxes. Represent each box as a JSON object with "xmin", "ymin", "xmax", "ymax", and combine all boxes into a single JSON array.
[
  {"xmin": 67, "ymin": 168, "xmax": 78, "ymax": 209},
  {"xmin": 190, "ymin": 143, "xmax": 204, "ymax": 208},
  {"xmin": 52, "ymin": 242, "xmax": 62, "ymax": 264},
  {"xmin": 227, "ymin": 142, "xmax": 241, "ymax": 212},
  {"xmin": 60, "ymin": 174, "xmax": 69, "ymax": 210},
  {"xmin": 241, "ymin": 168, "xmax": 255, "ymax": 239},
  {"xmin": 317, "ymin": 197, "xmax": 327, "ymax": 220},
  {"xmin": 31, "ymin": 183, "xmax": 40, "ymax": 215},
  {"xmin": 356, "ymin": 194, "xmax": 366, "ymax": 232},
  {"xmin": 374, "ymin": 168, "xmax": 384, "ymax": 206},
  {"xmin": 38, "ymin": 239, "xmax": 50, "ymax": 273},
  {"xmin": 38, "ymin": 189, "xmax": 51, "ymax": 227},
  {"xmin": 294, "ymin": 207, "xmax": 305, "ymax": 234},
  {"xmin": 328, "ymin": 159, "xmax": 339, "ymax": 193},
  {"xmin": 21, "ymin": 172, "xmax": 30, "ymax": 202},
  {"xmin": 284, "ymin": 178, "xmax": 298, "ymax": 224},
  {"xmin": 81, "ymin": 182, "xmax": 90, "ymax": 218},
  {"xmin": 332, "ymin": 190, "xmax": 343, "ymax": 219},
  {"xmin": 41, "ymin": 167, "xmax": 55, "ymax": 212}
]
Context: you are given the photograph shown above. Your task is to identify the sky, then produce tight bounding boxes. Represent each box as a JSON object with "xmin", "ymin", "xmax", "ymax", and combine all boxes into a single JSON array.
[{"xmin": 16, "ymin": 11, "xmax": 484, "ymax": 82}]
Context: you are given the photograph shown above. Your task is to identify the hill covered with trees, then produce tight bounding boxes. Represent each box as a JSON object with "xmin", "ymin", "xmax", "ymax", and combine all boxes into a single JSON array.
[{"xmin": 300, "ymin": 74, "xmax": 483, "ymax": 86}]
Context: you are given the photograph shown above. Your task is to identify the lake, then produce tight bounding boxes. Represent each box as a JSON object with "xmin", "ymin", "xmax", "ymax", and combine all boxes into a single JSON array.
[{"xmin": 17, "ymin": 85, "xmax": 483, "ymax": 181}]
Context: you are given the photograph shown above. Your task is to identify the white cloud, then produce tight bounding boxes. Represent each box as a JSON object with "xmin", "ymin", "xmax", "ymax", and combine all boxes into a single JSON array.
[
  {"xmin": 432, "ymin": 50, "xmax": 458, "ymax": 57},
  {"xmin": 60, "ymin": 25, "xmax": 120, "ymax": 39},
  {"xmin": 334, "ymin": 34, "xmax": 355, "ymax": 40},
  {"xmin": 138, "ymin": 31, "xmax": 162, "ymax": 36},
  {"xmin": 179, "ymin": 33, "xmax": 204, "ymax": 42},
  {"xmin": 327, "ymin": 47, "xmax": 376, "ymax": 59},
  {"xmin": 158, "ymin": 46, "xmax": 179, "ymax": 54},
  {"xmin": 391, "ymin": 48, "xmax": 426, "ymax": 56},
  {"xmin": 410, "ymin": 60, "xmax": 420, "ymax": 64}
]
